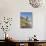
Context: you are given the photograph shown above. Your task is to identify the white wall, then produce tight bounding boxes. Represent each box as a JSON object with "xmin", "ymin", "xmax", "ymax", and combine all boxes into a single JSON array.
[
  {"xmin": 0, "ymin": 0, "xmax": 46, "ymax": 40},
  {"xmin": 33, "ymin": 8, "xmax": 46, "ymax": 40}
]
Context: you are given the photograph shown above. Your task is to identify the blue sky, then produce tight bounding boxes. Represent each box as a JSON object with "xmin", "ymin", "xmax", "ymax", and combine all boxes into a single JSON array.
[{"xmin": 20, "ymin": 12, "xmax": 32, "ymax": 20}]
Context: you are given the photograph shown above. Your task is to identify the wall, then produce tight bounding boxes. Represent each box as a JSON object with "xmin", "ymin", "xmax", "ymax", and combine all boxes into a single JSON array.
[{"xmin": 0, "ymin": 0, "xmax": 46, "ymax": 40}]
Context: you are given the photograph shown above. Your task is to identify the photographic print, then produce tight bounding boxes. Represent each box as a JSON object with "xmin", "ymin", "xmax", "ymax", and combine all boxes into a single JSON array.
[{"xmin": 20, "ymin": 12, "xmax": 32, "ymax": 28}]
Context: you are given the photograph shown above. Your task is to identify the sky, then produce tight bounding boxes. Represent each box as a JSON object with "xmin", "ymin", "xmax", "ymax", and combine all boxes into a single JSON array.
[{"xmin": 20, "ymin": 12, "xmax": 32, "ymax": 20}]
